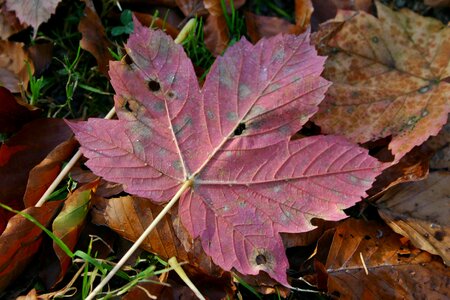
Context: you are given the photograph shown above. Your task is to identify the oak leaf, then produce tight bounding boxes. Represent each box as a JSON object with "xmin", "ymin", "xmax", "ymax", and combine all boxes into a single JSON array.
[
  {"xmin": 68, "ymin": 18, "xmax": 381, "ymax": 285},
  {"xmin": 313, "ymin": 2, "xmax": 450, "ymax": 161}
]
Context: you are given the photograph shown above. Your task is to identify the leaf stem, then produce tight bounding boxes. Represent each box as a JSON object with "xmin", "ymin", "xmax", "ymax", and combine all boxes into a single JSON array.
[
  {"xmin": 85, "ymin": 179, "xmax": 192, "ymax": 300},
  {"xmin": 35, "ymin": 107, "xmax": 116, "ymax": 207}
]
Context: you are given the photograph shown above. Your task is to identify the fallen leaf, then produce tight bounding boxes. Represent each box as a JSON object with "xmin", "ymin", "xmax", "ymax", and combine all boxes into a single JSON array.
[
  {"xmin": 377, "ymin": 171, "xmax": 450, "ymax": 265},
  {"xmin": 5, "ymin": 0, "xmax": 62, "ymax": 37},
  {"xmin": 311, "ymin": 0, "xmax": 373, "ymax": 26},
  {"xmin": 0, "ymin": 86, "xmax": 39, "ymax": 134},
  {"xmin": 134, "ymin": 12, "xmax": 180, "ymax": 39},
  {"xmin": 204, "ymin": 14, "xmax": 229, "ymax": 56},
  {"xmin": 91, "ymin": 196, "xmax": 222, "ymax": 276},
  {"xmin": 0, "ymin": 201, "xmax": 62, "ymax": 292},
  {"xmin": 245, "ymin": 0, "xmax": 313, "ymax": 43},
  {"xmin": 424, "ymin": 0, "xmax": 450, "ymax": 7},
  {"xmin": 68, "ymin": 19, "xmax": 381, "ymax": 285},
  {"xmin": 313, "ymin": 2, "xmax": 450, "ymax": 161},
  {"xmin": 0, "ymin": 3, "xmax": 23, "ymax": 39},
  {"xmin": 175, "ymin": 0, "xmax": 207, "ymax": 17},
  {"xmin": 78, "ymin": 0, "xmax": 113, "ymax": 77},
  {"xmin": 23, "ymin": 138, "xmax": 77, "ymax": 207},
  {"xmin": 319, "ymin": 218, "xmax": 450, "ymax": 299},
  {"xmin": 69, "ymin": 165, "xmax": 123, "ymax": 198},
  {"xmin": 27, "ymin": 42, "xmax": 53, "ymax": 75},
  {"xmin": 203, "ymin": 0, "xmax": 245, "ymax": 16},
  {"xmin": 50, "ymin": 180, "xmax": 98, "ymax": 286},
  {"xmin": 0, "ymin": 119, "xmax": 72, "ymax": 232},
  {"xmin": 0, "ymin": 40, "xmax": 33, "ymax": 93}
]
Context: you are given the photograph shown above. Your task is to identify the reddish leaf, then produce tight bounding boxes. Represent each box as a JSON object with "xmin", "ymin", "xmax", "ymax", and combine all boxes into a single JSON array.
[
  {"xmin": 0, "ymin": 3, "xmax": 23, "ymax": 39},
  {"xmin": 0, "ymin": 87, "xmax": 39, "ymax": 134},
  {"xmin": 51, "ymin": 180, "xmax": 98, "ymax": 286},
  {"xmin": 5, "ymin": 0, "xmax": 62, "ymax": 37},
  {"xmin": 78, "ymin": 0, "xmax": 113, "ymax": 77},
  {"xmin": 317, "ymin": 219, "xmax": 450, "ymax": 299},
  {"xmin": 0, "ymin": 119, "xmax": 72, "ymax": 232},
  {"xmin": 23, "ymin": 138, "xmax": 78, "ymax": 207},
  {"xmin": 0, "ymin": 201, "xmax": 61, "ymax": 292},
  {"xmin": 313, "ymin": 2, "xmax": 450, "ymax": 161},
  {"xmin": 68, "ymin": 19, "xmax": 381, "ymax": 284}
]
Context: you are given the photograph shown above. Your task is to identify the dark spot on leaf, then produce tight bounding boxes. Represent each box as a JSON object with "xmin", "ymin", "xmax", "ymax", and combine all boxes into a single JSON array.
[
  {"xmin": 255, "ymin": 254, "xmax": 267, "ymax": 265},
  {"xmin": 148, "ymin": 80, "xmax": 161, "ymax": 92},
  {"xmin": 364, "ymin": 235, "xmax": 371, "ymax": 240},
  {"xmin": 397, "ymin": 253, "xmax": 410, "ymax": 258},
  {"xmin": 434, "ymin": 231, "xmax": 445, "ymax": 241},
  {"xmin": 234, "ymin": 123, "xmax": 246, "ymax": 136},
  {"xmin": 338, "ymin": 233, "xmax": 343, "ymax": 238},
  {"xmin": 124, "ymin": 54, "xmax": 133, "ymax": 65},
  {"xmin": 167, "ymin": 91, "xmax": 175, "ymax": 98},
  {"xmin": 123, "ymin": 100, "xmax": 131, "ymax": 112},
  {"xmin": 371, "ymin": 36, "xmax": 379, "ymax": 43}
]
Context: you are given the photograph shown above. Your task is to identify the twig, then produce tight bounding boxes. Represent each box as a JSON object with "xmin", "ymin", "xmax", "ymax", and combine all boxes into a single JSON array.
[
  {"xmin": 35, "ymin": 107, "xmax": 116, "ymax": 207},
  {"xmin": 85, "ymin": 180, "xmax": 192, "ymax": 300}
]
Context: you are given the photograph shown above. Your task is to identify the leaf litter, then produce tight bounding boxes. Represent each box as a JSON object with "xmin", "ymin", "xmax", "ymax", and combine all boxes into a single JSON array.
[
  {"xmin": 0, "ymin": 0, "xmax": 449, "ymax": 298},
  {"xmin": 69, "ymin": 17, "xmax": 382, "ymax": 285}
]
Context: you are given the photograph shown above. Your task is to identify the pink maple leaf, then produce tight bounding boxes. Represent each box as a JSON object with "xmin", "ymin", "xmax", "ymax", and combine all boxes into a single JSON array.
[{"xmin": 68, "ymin": 18, "xmax": 382, "ymax": 285}]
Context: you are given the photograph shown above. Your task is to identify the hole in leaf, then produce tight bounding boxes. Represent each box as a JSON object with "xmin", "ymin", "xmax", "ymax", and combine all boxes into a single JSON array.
[
  {"xmin": 234, "ymin": 123, "xmax": 246, "ymax": 136},
  {"xmin": 124, "ymin": 54, "xmax": 133, "ymax": 65},
  {"xmin": 123, "ymin": 100, "xmax": 131, "ymax": 112},
  {"xmin": 364, "ymin": 235, "xmax": 371, "ymax": 240},
  {"xmin": 255, "ymin": 254, "xmax": 267, "ymax": 265},
  {"xmin": 148, "ymin": 80, "xmax": 161, "ymax": 92}
]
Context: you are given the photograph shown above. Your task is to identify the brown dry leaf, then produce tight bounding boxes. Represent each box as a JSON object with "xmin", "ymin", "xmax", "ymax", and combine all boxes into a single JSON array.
[
  {"xmin": 377, "ymin": 172, "xmax": 450, "ymax": 265},
  {"xmin": 0, "ymin": 2, "xmax": 23, "ymax": 39},
  {"xmin": 175, "ymin": 0, "xmax": 207, "ymax": 17},
  {"xmin": 313, "ymin": 2, "xmax": 450, "ymax": 161},
  {"xmin": 91, "ymin": 196, "xmax": 222, "ymax": 276},
  {"xmin": 245, "ymin": 0, "xmax": 312, "ymax": 42},
  {"xmin": 204, "ymin": 14, "xmax": 229, "ymax": 56},
  {"xmin": 203, "ymin": 0, "xmax": 245, "ymax": 16},
  {"xmin": 428, "ymin": 119, "xmax": 450, "ymax": 169},
  {"xmin": 0, "ymin": 201, "xmax": 62, "ymax": 292},
  {"xmin": 27, "ymin": 43, "xmax": 53, "ymax": 75},
  {"xmin": 311, "ymin": 0, "xmax": 373, "ymax": 26},
  {"xmin": 5, "ymin": 0, "xmax": 62, "ymax": 37},
  {"xmin": 69, "ymin": 165, "xmax": 123, "ymax": 198},
  {"xmin": 424, "ymin": 0, "xmax": 450, "ymax": 7},
  {"xmin": 0, "ymin": 40, "xmax": 33, "ymax": 93},
  {"xmin": 23, "ymin": 138, "xmax": 77, "ymax": 207},
  {"xmin": 78, "ymin": 0, "xmax": 113, "ymax": 77},
  {"xmin": 134, "ymin": 12, "xmax": 180, "ymax": 39},
  {"xmin": 319, "ymin": 218, "xmax": 450, "ymax": 299}
]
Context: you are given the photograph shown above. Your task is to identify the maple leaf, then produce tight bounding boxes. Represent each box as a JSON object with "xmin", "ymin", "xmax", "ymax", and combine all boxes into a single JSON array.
[
  {"xmin": 68, "ymin": 18, "xmax": 381, "ymax": 285},
  {"xmin": 312, "ymin": 2, "xmax": 450, "ymax": 161},
  {"xmin": 5, "ymin": 0, "xmax": 62, "ymax": 37}
]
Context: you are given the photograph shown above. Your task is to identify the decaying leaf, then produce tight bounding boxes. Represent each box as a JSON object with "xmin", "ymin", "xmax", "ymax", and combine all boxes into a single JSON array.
[
  {"xmin": 51, "ymin": 180, "xmax": 98, "ymax": 286},
  {"xmin": 23, "ymin": 138, "xmax": 78, "ymax": 207},
  {"xmin": 92, "ymin": 196, "xmax": 223, "ymax": 275},
  {"xmin": 0, "ymin": 201, "xmax": 61, "ymax": 292},
  {"xmin": 69, "ymin": 18, "xmax": 381, "ymax": 284},
  {"xmin": 313, "ymin": 2, "xmax": 450, "ymax": 161},
  {"xmin": 5, "ymin": 0, "xmax": 62, "ymax": 37},
  {"xmin": 0, "ymin": 40, "xmax": 33, "ymax": 93},
  {"xmin": 318, "ymin": 218, "xmax": 450, "ymax": 299},
  {"xmin": 377, "ymin": 171, "xmax": 450, "ymax": 265},
  {"xmin": 0, "ymin": 119, "xmax": 72, "ymax": 232},
  {"xmin": 0, "ymin": 2, "xmax": 23, "ymax": 39},
  {"xmin": 78, "ymin": 0, "xmax": 113, "ymax": 77}
]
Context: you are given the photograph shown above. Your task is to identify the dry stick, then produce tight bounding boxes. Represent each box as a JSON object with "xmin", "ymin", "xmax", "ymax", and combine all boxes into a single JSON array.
[
  {"xmin": 35, "ymin": 107, "xmax": 116, "ymax": 207},
  {"xmin": 85, "ymin": 180, "xmax": 192, "ymax": 300}
]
